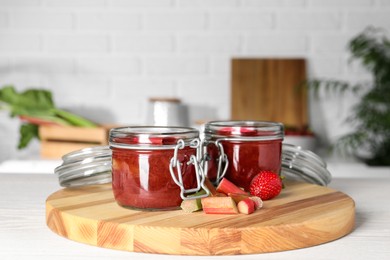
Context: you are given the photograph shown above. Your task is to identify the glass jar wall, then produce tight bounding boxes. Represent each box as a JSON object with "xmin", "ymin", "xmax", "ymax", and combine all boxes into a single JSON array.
[
  {"xmin": 203, "ymin": 121, "xmax": 284, "ymax": 191},
  {"xmin": 109, "ymin": 126, "xmax": 201, "ymax": 210}
]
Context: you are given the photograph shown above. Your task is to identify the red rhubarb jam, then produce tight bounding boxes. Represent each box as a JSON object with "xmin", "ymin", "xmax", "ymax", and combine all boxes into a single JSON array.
[
  {"xmin": 109, "ymin": 126, "xmax": 199, "ymax": 210},
  {"xmin": 204, "ymin": 121, "xmax": 284, "ymax": 191}
]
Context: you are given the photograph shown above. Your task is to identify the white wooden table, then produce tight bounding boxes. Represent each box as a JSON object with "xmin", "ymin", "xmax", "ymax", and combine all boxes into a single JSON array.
[{"xmin": 0, "ymin": 162, "xmax": 389, "ymax": 260}]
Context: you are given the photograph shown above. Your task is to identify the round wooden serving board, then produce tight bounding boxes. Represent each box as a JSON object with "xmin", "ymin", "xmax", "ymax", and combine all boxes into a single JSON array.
[{"xmin": 46, "ymin": 181, "xmax": 355, "ymax": 255}]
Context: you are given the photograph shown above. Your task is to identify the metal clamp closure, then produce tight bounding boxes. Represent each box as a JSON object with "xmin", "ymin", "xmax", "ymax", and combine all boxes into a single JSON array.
[
  {"xmin": 169, "ymin": 139, "xmax": 210, "ymax": 200},
  {"xmin": 201, "ymin": 139, "xmax": 229, "ymax": 186},
  {"xmin": 215, "ymin": 139, "xmax": 229, "ymax": 184}
]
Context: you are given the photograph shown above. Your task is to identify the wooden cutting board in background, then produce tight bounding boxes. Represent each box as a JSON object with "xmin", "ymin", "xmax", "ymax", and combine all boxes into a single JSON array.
[
  {"xmin": 39, "ymin": 124, "xmax": 120, "ymax": 159},
  {"xmin": 46, "ymin": 181, "xmax": 355, "ymax": 255},
  {"xmin": 231, "ymin": 58, "xmax": 307, "ymax": 128}
]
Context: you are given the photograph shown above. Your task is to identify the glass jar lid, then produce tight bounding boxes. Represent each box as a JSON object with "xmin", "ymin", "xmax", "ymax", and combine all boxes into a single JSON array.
[
  {"xmin": 281, "ymin": 144, "xmax": 332, "ymax": 186},
  {"xmin": 204, "ymin": 120, "xmax": 284, "ymax": 141},
  {"xmin": 54, "ymin": 146, "xmax": 112, "ymax": 187},
  {"xmin": 109, "ymin": 126, "xmax": 199, "ymax": 149}
]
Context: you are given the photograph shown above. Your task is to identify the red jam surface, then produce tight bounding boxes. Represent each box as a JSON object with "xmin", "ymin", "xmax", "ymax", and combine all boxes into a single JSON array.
[
  {"xmin": 111, "ymin": 146, "xmax": 197, "ymax": 210},
  {"xmin": 217, "ymin": 127, "xmax": 258, "ymax": 136},
  {"xmin": 111, "ymin": 136, "xmax": 178, "ymax": 145},
  {"xmin": 206, "ymin": 126, "xmax": 282, "ymax": 191}
]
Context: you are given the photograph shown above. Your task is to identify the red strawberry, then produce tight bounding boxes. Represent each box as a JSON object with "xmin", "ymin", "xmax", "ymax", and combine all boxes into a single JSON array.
[{"xmin": 249, "ymin": 171, "xmax": 282, "ymax": 200}]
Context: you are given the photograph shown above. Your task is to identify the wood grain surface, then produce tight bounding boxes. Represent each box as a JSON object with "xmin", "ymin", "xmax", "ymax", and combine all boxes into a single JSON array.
[
  {"xmin": 39, "ymin": 124, "xmax": 116, "ymax": 159},
  {"xmin": 46, "ymin": 181, "xmax": 355, "ymax": 255},
  {"xmin": 231, "ymin": 58, "xmax": 308, "ymax": 128}
]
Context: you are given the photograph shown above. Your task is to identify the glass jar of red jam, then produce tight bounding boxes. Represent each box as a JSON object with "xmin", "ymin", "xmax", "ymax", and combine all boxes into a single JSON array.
[
  {"xmin": 203, "ymin": 121, "xmax": 284, "ymax": 191},
  {"xmin": 109, "ymin": 126, "xmax": 208, "ymax": 211}
]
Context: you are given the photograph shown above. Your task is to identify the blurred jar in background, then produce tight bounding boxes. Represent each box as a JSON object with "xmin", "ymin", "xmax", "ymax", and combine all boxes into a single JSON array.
[{"xmin": 146, "ymin": 97, "xmax": 189, "ymax": 127}]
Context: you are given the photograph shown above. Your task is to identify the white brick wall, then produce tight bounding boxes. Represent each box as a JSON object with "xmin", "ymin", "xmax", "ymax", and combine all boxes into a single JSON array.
[
  {"xmin": 45, "ymin": 34, "xmax": 110, "ymax": 52},
  {"xmin": 0, "ymin": 12, "xmax": 7, "ymax": 27},
  {"xmin": 78, "ymin": 13, "xmax": 141, "ymax": 31},
  {"xmin": 0, "ymin": 33, "xmax": 41, "ymax": 51},
  {"xmin": 0, "ymin": 0, "xmax": 389, "ymax": 161},
  {"xmin": 210, "ymin": 12, "xmax": 273, "ymax": 30},
  {"xmin": 244, "ymin": 34, "xmax": 308, "ymax": 53},
  {"xmin": 11, "ymin": 11, "xmax": 73, "ymax": 29}
]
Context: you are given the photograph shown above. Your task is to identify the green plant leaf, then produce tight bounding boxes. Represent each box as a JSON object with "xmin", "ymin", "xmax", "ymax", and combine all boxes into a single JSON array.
[
  {"xmin": 1, "ymin": 85, "xmax": 98, "ymax": 149},
  {"xmin": 305, "ymin": 79, "xmax": 365, "ymax": 99},
  {"xmin": 18, "ymin": 123, "xmax": 39, "ymax": 149},
  {"xmin": 52, "ymin": 108, "xmax": 97, "ymax": 127},
  {"xmin": 0, "ymin": 85, "xmax": 55, "ymax": 117},
  {"xmin": 307, "ymin": 27, "xmax": 390, "ymax": 165}
]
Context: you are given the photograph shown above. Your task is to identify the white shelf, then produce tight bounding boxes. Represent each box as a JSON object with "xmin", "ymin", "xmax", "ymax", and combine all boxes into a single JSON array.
[{"xmin": 0, "ymin": 159, "xmax": 62, "ymax": 174}]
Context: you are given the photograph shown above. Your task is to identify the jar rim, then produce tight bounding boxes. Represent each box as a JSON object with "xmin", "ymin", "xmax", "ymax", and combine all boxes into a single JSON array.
[
  {"xmin": 109, "ymin": 126, "xmax": 199, "ymax": 149},
  {"xmin": 204, "ymin": 120, "xmax": 284, "ymax": 140},
  {"xmin": 148, "ymin": 97, "xmax": 181, "ymax": 103}
]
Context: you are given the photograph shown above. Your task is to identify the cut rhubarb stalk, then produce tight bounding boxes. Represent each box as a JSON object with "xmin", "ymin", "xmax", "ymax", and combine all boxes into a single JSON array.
[
  {"xmin": 237, "ymin": 198, "xmax": 255, "ymax": 215},
  {"xmin": 201, "ymin": 197, "xmax": 238, "ymax": 214},
  {"xmin": 180, "ymin": 190, "xmax": 207, "ymax": 213},
  {"xmin": 180, "ymin": 199, "xmax": 202, "ymax": 213},
  {"xmin": 227, "ymin": 193, "xmax": 263, "ymax": 209},
  {"xmin": 228, "ymin": 193, "xmax": 251, "ymax": 203},
  {"xmin": 204, "ymin": 177, "xmax": 218, "ymax": 196},
  {"xmin": 216, "ymin": 178, "xmax": 248, "ymax": 195},
  {"xmin": 249, "ymin": 196, "xmax": 263, "ymax": 210}
]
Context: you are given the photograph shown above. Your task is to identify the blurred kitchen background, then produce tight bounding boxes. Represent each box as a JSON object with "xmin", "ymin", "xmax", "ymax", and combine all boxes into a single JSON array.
[{"xmin": 0, "ymin": 0, "xmax": 389, "ymax": 163}]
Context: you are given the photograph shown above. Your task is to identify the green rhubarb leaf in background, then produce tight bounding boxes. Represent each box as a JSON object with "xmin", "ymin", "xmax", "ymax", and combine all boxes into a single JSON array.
[
  {"xmin": 0, "ymin": 85, "xmax": 98, "ymax": 149},
  {"xmin": 52, "ymin": 108, "xmax": 97, "ymax": 127},
  {"xmin": 18, "ymin": 123, "xmax": 39, "ymax": 149},
  {"xmin": 0, "ymin": 85, "xmax": 55, "ymax": 117}
]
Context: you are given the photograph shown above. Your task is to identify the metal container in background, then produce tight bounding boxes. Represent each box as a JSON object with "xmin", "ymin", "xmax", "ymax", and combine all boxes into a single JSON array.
[{"xmin": 146, "ymin": 97, "xmax": 189, "ymax": 127}]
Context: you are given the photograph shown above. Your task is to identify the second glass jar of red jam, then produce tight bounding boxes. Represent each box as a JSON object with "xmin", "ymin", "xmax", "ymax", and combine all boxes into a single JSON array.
[
  {"xmin": 203, "ymin": 121, "xmax": 284, "ymax": 191},
  {"xmin": 109, "ymin": 126, "xmax": 201, "ymax": 210}
]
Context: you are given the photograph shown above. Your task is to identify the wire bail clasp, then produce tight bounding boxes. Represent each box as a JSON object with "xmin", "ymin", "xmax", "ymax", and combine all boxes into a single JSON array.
[
  {"xmin": 214, "ymin": 139, "xmax": 229, "ymax": 185},
  {"xmin": 169, "ymin": 139, "xmax": 210, "ymax": 200},
  {"xmin": 200, "ymin": 139, "xmax": 229, "ymax": 186}
]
